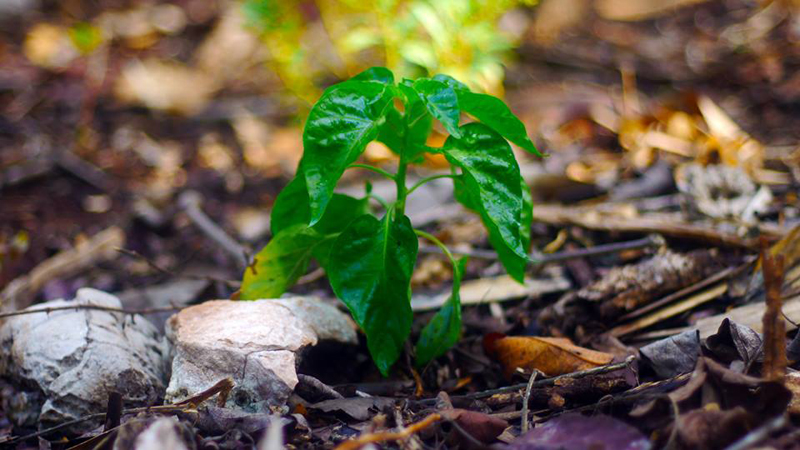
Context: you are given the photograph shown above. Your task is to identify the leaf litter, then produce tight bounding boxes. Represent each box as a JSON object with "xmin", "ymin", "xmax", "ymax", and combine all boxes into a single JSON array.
[{"xmin": 3, "ymin": 0, "xmax": 800, "ymax": 449}]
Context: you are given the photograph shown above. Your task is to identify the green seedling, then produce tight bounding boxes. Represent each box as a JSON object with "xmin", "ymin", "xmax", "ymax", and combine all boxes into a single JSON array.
[{"xmin": 240, "ymin": 67, "xmax": 541, "ymax": 375}]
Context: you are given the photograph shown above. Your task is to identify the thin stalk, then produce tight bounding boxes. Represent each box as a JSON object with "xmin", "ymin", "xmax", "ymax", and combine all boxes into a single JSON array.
[
  {"xmin": 347, "ymin": 163, "xmax": 396, "ymax": 181},
  {"xmin": 367, "ymin": 193, "xmax": 391, "ymax": 211},
  {"xmin": 407, "ymin": 174, "xmax": 457, "ymax": 196},
  {"xmin": 414, "ymin": 229, "xmax": 457, "ymax": 270},
  {"xmin": 395, "ymin": 159, "xmax": 408, "ymax": 215}
]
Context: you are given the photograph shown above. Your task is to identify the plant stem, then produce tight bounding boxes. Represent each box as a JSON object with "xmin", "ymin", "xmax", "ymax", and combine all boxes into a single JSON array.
[
  {"xmin": 347, "ymin": 163, "xmax": 396, "ymax": 181},
  {"xmin": 367, "ymin": 193, "xmax": 391, "ymax": 211},
  {"xmin": 395, "ymin": 159, "xmax": 408, "ymax": 215},
  {"xmin": 414, "ymin": 229, "xmax": 457, "ymax": 270},
  {"xmin": 407, "ymin": 174, "xmax": 457, "ymax": 196}
]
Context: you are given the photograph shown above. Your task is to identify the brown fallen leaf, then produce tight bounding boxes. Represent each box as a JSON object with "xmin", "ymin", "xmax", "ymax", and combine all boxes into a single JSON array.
[
  {"xmin": 761, "ymin": 239, "xmax": 787, "ymax": 383},
  {"xmin": 440, "ymin": 409, "xmax": 509, "ymax": 447},
  {"xmin": 484, "ymin": 333, "xmax": 614, "ymax": 378}
]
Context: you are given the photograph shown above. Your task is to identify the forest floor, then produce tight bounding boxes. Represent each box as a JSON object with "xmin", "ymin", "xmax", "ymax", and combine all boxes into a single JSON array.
[{"xmin": 2, "ymin": 0, "xmax": 800, "ymax": 449}]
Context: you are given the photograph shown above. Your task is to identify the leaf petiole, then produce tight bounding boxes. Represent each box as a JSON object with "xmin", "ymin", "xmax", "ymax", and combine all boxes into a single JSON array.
[
  {"xmin": 347, "ymin": 163, "xmax": 396, "ymax": 181},
  {"xmin": 407, "ymin": 174, "xmax": 457, "ymax": 196},
  {"xmin": 367, "ymin": 193, "xmax": 391, "ymax": 211},
  {"xmin": 414, "ymin": 229, "xmax": 457, "ymax": 271}
]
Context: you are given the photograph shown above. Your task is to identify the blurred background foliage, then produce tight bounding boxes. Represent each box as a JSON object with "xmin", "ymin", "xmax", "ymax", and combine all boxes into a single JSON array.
[{"xmin": 241, "ymin": 0, "xmax": 537, "ymax": 104}]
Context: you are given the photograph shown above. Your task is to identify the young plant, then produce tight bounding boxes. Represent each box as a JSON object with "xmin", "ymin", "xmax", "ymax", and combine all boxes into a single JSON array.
[{"xmin": 239, "ymin": 67, "xmax": 540, "ymax": 375}]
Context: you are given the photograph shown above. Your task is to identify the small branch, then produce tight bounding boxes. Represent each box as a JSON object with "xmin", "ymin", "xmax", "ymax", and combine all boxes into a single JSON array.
[
  {"xmin": 333, "ymin": 413, "xmax": 442, "ymax": 450},
  {"xmin": 521, "ymin": 369, "xmax": 543, "ymax": 433},
  {"xmin": 0, "ymin": 227, "xmax": 125, "ymax": 313},
  {"xmin": 116, "ymin": 248, "xmax": 240, "ymax": 288},
  {"xmin": 418, "ymin": 235, "xmax": 663, "ymax": 265},
  {"xmin": 415, "ymin": 356, "xmax": 635, "ymax": 406},
  {"xmin": 528, "ymin": 234, "xmax": 665, "ymax": 265},
  {"xmin": 178, "ymin": 190, "xmax": 248, "ymax": 271},
  {"xmin": 0, "ymin": 303, "xmax": 184, "ymax": 320},
  {"xmin": 347, "ymin": 163, "xmax": 396, "ymax": 181},
  {"xmin": 407, "ymin": 174, "xmax": 457, "ymax": 196},
  {"xmin": 725, "ymin": 414, "xmax": 787, "ymax": 450}
]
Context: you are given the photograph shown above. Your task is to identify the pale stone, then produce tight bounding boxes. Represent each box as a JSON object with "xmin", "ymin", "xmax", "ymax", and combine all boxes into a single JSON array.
[
  {"xmin": 133, "ymin": 417, "xmax": 190, "ymax": 450},
  {"xmin": 165, "ymin": 297, "xmax": 357, "ymax": 412},
  {"xmin": 0, "ymin": 288, "xmax": 169, "ymax": 432}
]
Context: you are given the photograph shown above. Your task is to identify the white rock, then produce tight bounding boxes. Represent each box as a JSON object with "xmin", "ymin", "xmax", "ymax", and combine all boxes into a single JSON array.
[
  {"xmin": 133, "ymin": 417, "xmax": 190, "ymax": 450},
  {"xmin": 0, "ymin": 288, "xmax": 169, "ymax": 431},
  {"xmin": 165, "ymin": 297, "xmax": 357, "ymax": 412}
]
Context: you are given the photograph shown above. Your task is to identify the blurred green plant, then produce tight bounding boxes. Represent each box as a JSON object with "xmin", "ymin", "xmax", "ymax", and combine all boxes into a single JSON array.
[
  {"xmin": 242, "ymin": 0, "xmax": 535, "ymax": 105},
  {"xmin": 68, "ymin": 22, "xmax": 104, "ymax": 55},
  {"xmin": 239, "ymin": 68, "xmax": 540, "ymax": 374}
]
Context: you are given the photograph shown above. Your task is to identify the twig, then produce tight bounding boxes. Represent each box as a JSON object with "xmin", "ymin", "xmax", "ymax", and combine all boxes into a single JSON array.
[
  {"xmin": 116, "ymin": 248, "xmax": 241, "ymax": 288},
  {"xmin": 416, "ymin": 356, "xmax": 636, "ymax": 406},
  {"xmin": 618, "ymin": 261, "xmax": 750, "ymax": 322},
  {"xmin": 418, "ymin": 235, "xmax": 663, "ymax": 265},
  {"xmin": 521, "ymin": 370, "xmax": 542, "ymax": 433},
  {"xmin": 724, "ymin": 414, "xmax": 787, "ymax": 450},
  {"xmin": 297, "ymin": 267, "xmax": 326, "ymax": 285},
  {"xmin": 297, "ymin": 374, "xmax": 344, "ymax": 400},
  {"xmin": 0, "ymin": 227, "xmax": 125, "ymax": 313},
  {"xmin": 333, "ymin": 413, "xmax": 442, "ymax": 450},
  {"xmin": 178, "ymin": 190, "xmax": 248, "ymax": 270},
  {"xmin": 4, "ymin": 378, "xmax": 237, "ymax": 446},
  {"xmin": 3, "ymin": 404, "xmax": 189, "ymax": 445},
  {"xmin": 56, "ymin": 150, "xmax": 115, "ymax": 192},
  {"xmin": 0, "ymin": 303, "xmax": 184, "ymax": 320}
]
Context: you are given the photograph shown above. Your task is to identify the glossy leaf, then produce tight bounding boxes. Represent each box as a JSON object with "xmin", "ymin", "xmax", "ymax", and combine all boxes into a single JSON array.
[
  {"xmin": 520, "ymin": 176, "xmax": 533, "ymax": 253},
  {"xmin": 303, "ymin": 80, "xmax": 394, "ymax": 224},
  {"xmin": 327, "ymin": 212, "xmax": 418, "ymax": 375},
  {"xmin": 432, "ymin": 73, "xmax": 468, "ymax": 91},
  {"xmin": 457, "ymin": 91, "xmax": 541, "ymax": 156},
  {"xmin": 412, "ymin": 78, "xmax": 461, "ymax": 138},
  {"xmin": 415, "ymin": 257, "xmax": 467, "ymax": 366},
  {"xmin": 376, "ymin": 107, "xmax": 405, "ymax": 155},
  {"xmin": 271, "ymin": 169, "xmax": 368, "ymax": 238},
  {"xmin": 432, "ymin": 73, "xmax": 540, "ymax": 156},
  {"xmin": 270, "ymin": 171, "xmax": 308, "ymax": 235},
  {"xmin": 399, "ymin": 82, "xmax": 434, "ymax": 157},
  {"xmin": 240, "ymin": 224, "xmax": 321, "ymax": 300},
  {"xmin": 351, "ymin": 66, "xmax": 394, "ymax": 84},
  {"xmin": 444, "ymin": 123, "xmax": 526, "ymax": 259},
  {"xmin": 454, "ymin": 174, "xmax": 529, "ymax": 283}
]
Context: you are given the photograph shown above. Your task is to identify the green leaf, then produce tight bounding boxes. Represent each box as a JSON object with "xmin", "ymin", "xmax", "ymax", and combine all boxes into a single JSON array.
[
  {"xmin": 454, "ymin": 175, "xmax": 528, "ymax": 283},
  {"xmin": 432, "ymin": 73, "xmax": 468, "ymax": 91},
  {"xmin": 412, "ymin": 78, "xmax": 461, "ymax": 138},
  {"xmin": 376, "ymin": 107, "xmax": 405, "ymax": 155},
  {"xmin": 271, "ymin": 169, "xmax": 368, "ymax": 237},
  {"xmin": 303, "ymin": 80, "xmax": 394, "ymax": 225},
  {"xmin": 398, "ymin": 83, "xmax": 433, "ymax": 157},
  {"xmin": 240, "ymin": 225, "xmax": 322, "ymax": 300},
  {"xmin": 444, "ymin": 123, "xmax": 526, "ymax": 260},
  {"xmin": 270, "ymin": 173, "xmax": 309, "ymax": 235},
  {"xmin": 520, "ymin": 177, "xmax": 533, "ymax": 252},
  {"xmin": 457, "ymin": 91, "xmax": 541, "ymax": 156},
  {"xmin": 352, "ymin": 67, "xmax": 395, "ymax": 84},
  {"xmin": 327, "ymin": 212, "xmax": 418, "ymax": 375},
  {"xmin": 415, "ymin": 257, "xmax": 467, "ymax": 367}
]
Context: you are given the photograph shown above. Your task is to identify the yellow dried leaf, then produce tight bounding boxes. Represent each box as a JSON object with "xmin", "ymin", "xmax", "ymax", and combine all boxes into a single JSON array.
[{"xmin": 485, "ymin": 335, "xmax": 614, "ymax": 378}]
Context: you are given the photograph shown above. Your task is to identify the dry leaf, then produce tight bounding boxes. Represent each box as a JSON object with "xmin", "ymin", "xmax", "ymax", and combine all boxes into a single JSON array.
[
  {"xmin": 595, "ymin": 0, "xmax": 710, "ymax": 21},
  {"xmin": 23, "ymin": 23, "xmax": 78, "ymax": 69},
  {"xmin": 484, "ymin": 334, "xmax": 614, "ymax": 378},
  {"xmin": 114, "ymin": 59, "xmax": 217, "ymax": 114},
  {"xmin": 762, "ymin": 241, "xmax": 787, "ymax": 383}
]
